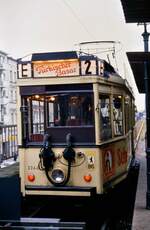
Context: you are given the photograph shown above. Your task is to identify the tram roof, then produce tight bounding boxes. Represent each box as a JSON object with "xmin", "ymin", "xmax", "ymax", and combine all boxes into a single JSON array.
[
  {"xmin": 32, "ymin": 51, "xmax": 78, "ymax": 61},
  {"xmin": 120, "ymin": 0, "xmax": 150, "ymax": 23},
  {"xmin": 127, "ymin": 51, "xmax": 150, "ymax": 93}
]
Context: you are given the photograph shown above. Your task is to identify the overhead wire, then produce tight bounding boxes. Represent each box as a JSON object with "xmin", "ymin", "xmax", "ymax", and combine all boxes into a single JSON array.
[
  {"xmin": 61, "ymin": 0, "xmax": 95, "ymax": 40},
  {"xmin": 59, "ymin": 0, "xmax": 122, "ymax": 71}
]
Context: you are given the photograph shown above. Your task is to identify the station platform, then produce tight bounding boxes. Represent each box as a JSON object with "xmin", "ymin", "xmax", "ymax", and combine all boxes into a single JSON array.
[
  {"xmin": 0, "ymin": 162, "xmax": 20, "ymax": 220},
  {"xmin": 132, "ymin": 127, "xmax": 150, "ymax": 230}
]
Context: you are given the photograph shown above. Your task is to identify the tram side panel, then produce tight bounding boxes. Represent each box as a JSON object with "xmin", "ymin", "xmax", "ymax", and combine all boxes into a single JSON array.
[{"xmin": 102, "ymin": 135, "xmax": 132, "ymax": 190}]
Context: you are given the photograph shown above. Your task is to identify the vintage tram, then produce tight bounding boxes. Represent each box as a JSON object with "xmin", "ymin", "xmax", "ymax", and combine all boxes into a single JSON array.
[{"xmin": 17, "ymin": 50, "xmax": 135, "ymax": 200}]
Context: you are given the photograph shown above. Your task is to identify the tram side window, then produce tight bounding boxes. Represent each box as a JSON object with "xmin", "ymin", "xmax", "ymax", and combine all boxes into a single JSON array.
[
  {"xmin": 32, "ymin": 100, "xmax": 44, "ymax": 134},
  {"xmin": 24, "ymin": 96, "xmax": 45, "ymax": 142},
  {"xmin": 113, "ymin": 96, "xmax": 123, "ymax": 136},
  {"xmin": 125, "ymin": 95, "xmax": 131, "ymax": 133},
  {"xmin": 100, "ymin": 95, "xmax": 112, "ymax": 141}
]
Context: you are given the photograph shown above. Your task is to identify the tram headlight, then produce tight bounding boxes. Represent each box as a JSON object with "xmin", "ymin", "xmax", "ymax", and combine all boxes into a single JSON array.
[{"xmin": 51, "ymin": 168, "xmax": 66, "ymax": 184}]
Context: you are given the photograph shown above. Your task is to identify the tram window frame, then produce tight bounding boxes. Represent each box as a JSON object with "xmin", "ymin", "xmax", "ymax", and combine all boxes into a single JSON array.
[
  {"xmin": 113, "ymin": 95, "xmax": 124, "ymax": 136},
  {"xmin": 21, "ymin": 92, "xmax": 95, "ymax": 144},
  {"xmin": 99, "ymin": 94, "xmax": 112, "ymax": 141},
  {"xmin": 32, "ymin": 99, "xmax": 44, "ymax": 134},
  {"xmin": 46, "ymin": 93, "xmax": 94, "ymax": 127},
  {"xmin": 124, "ymin": 95, "xmax": 131, "ymax": 133},
  {"xmin": 132, "ymin": 99, "xmax": 136, "ymax": 127},
  {"xmin": 24, "ymin": 96, "xmax": 45, "ymax": 143}
]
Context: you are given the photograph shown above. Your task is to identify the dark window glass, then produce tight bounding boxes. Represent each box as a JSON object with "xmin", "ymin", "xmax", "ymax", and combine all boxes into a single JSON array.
[
  {"xmin": 23, "ymin": 93, "xmax": 94, "ymax": 143},
  {"xmin": 46, "ymin": 93, "xmax": 94, "ymax": 127},
  {"xmin": 100, "ymin": 95, "xmax": 112, "ymax": 140},
  {"xmin": 113, "ymin": 96, "xmax": 123, "ymax": 136}
]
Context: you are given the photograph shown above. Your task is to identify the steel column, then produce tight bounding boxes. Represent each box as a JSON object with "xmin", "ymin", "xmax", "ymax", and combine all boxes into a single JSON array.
[{"xmin": 142, "ymin": 23, "xmax": 150, "ymax": 209}]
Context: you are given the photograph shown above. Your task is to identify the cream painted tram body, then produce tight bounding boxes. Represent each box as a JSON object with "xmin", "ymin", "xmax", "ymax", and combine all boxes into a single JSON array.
[{"xmin": 17, "ymin": 51, "xmax": 135, "ymax": 199}]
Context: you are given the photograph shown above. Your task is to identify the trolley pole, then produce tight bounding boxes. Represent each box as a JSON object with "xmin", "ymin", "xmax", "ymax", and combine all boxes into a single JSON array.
[{"xmin": 142, "ymin": 23, "xmax": 150, "ymax": 209}]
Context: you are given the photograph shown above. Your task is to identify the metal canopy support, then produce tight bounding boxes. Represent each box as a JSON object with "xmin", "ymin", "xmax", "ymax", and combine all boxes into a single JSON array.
[
  {"xmin": 142, "ymin": 24, "xmax": 150, "ymax": 52},
  {"xmin": 142, "ymin": 23, "xmax": 150, "ymax": 209}
]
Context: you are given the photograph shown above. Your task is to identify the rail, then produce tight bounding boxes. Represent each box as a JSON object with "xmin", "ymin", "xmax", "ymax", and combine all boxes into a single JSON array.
[
  {"xmin": 0, "ymin": 125, "xmax": 18, "ymax": 165},
  {"xmin": 134, "ymin": 118, "xmax": 145, "ymax": 151},
  {"xmin": 0, "ymin": 219, "xmax": 86, "ymax": 229}
]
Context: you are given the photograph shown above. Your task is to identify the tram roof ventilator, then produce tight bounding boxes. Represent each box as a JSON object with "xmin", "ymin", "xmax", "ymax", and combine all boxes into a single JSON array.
[{"xmin": 32, "ymin": 51, "xmax": 78, "ymax": 61}]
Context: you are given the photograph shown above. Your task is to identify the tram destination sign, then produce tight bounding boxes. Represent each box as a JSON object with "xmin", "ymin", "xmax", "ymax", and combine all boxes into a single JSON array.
[
  {"xmin": 31, "ymin": 59, "xmax": 104, "ymax": 78},
  {"xmin": 18, "ymin": 51, "xmax": 106, "ymax": 78},
  {"xmin": 33, "ymin": 59, "xmax": 80, "ymax": 77}
]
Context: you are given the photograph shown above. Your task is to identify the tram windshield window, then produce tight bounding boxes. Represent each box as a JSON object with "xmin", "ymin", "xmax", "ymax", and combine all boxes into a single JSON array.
[
  {"xmin": 46, "ymin": 93, "xmax": 94, "ymax": 127},
  {"xmin": 100, "ymin": 95, "xmax": 112, "ymax": 140},
  {"xmin": 23, "ymin": 93, "xmax": 94, "ymax": 143},
  {"xmin": 113, "ymin": 96, "xmax": 123, "ymax": 136}
]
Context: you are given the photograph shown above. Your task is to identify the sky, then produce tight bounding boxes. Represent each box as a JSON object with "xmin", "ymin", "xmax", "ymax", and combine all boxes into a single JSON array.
[{"xmin": 0, "ymin": 0, "xmax": 147, "ymax": 111}]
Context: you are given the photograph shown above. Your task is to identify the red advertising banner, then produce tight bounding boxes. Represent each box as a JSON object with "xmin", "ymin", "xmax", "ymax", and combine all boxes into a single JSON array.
[{"xmin": 102, "ymin": 148, "xmax": 115, "ymax": 182}]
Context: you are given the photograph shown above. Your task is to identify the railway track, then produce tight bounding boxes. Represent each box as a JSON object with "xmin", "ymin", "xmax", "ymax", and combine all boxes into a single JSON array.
[
  {"xmin": 134, "ymin": 119, "xmax": 145, "ymax": 150},
  {"xmin": 0, "ymin": 219, "xmax": 86, "ymax": 229}
]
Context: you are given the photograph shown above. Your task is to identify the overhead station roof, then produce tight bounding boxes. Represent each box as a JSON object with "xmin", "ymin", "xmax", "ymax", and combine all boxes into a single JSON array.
[
  {"xmin": 120, "ymin": 1, "xmax": 150, "ymax": 93},
  {"xmin": 120, "ymin": 0, "xmax": 150, "ymax": 23},
  {"xmin": 127, "ymin": 52, "xmax": 150, "ymax": 93}
]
